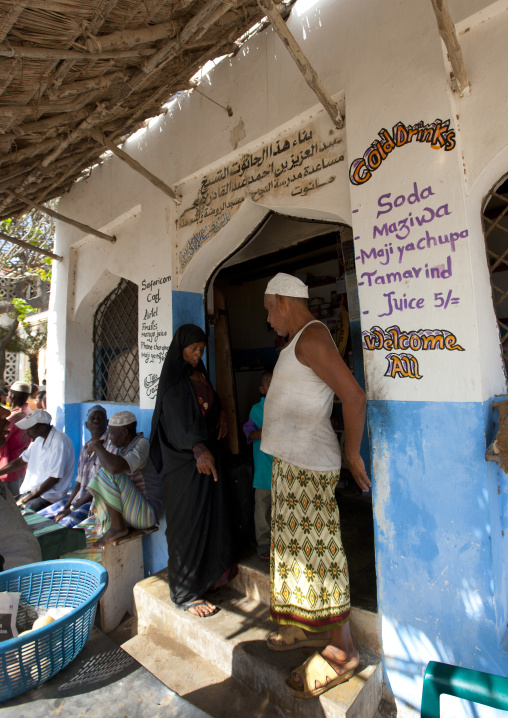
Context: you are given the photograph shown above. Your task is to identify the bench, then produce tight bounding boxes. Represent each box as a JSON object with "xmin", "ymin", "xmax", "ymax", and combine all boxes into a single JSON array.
[
  {"xmin": 62, "ymin": 526, "xmax": 158, "ymax": 634},
  {"xmin": 98, "ymin": 527, "xmax": 158, "ymax": 634}
]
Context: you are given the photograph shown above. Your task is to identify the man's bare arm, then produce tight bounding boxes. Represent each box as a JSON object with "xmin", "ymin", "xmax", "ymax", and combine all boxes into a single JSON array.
[
  {"xmin": 296, "ymin": 323, "xmax": 372, "ymax": 492},
  {"xmin": 1, "ymin": 456, "xmax": 26, "ymax": 475},
  {"xmin": 90, "ymin": 439, "xmax": 129, "ymax": 474},
  {"xmin": 20, "ymin": 476, "xmax": 59, "ymax": 503}
]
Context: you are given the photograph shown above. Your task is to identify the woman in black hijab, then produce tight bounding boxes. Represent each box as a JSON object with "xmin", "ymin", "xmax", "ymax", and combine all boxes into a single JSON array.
[{"xmin": 149, "ymin": 324, "xmax": 236, "ymax": 617}]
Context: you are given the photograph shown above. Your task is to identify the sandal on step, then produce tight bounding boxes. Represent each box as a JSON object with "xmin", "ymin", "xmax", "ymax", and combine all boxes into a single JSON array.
[
  {"xmin": 267, "ymin": 625, "xmax": 329, "ymax": 652},
  {"xmin": 177, "ymin": 599, "xmax": 220, "ymax": 617},
  {"xmin": 285, "ymin": 651, "xmax": 356, "ymax": 699}
]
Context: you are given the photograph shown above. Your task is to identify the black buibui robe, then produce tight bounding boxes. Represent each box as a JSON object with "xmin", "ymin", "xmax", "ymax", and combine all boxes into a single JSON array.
[{"xmin": 149, "ymin": 324, "xmax": 234, "ymax": 606}]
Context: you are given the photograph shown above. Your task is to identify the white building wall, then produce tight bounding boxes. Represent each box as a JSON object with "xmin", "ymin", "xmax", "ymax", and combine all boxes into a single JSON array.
[{"xmin": 49, "ymin": 0, "xmax": 508, "ymax": 711}]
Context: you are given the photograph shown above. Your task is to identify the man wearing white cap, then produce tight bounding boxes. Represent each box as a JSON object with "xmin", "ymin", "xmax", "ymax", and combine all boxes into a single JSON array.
[
  {"xmin": 38, "ymin": 405, "xmax": 109, "ymax": 527},
  {"xmin": 1, "ymin": 409, "xmax": 75, "ymax": 511},
  {"xmin": 85, "ymin": 410, "xmax": 163, "ymax": 547},
  {"xmin": 261, "ymin": 272, "xmax": 372, "ymax": 699},
  {"xmin": 0, "ymin": 381, "xmax": 31, "ymax": 495}
]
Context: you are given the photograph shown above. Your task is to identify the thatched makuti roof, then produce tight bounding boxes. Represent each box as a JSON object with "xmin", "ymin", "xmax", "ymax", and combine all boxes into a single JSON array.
[{"xmin": 0, "ymin": 0, "xmax": 295, "ymax": 221}]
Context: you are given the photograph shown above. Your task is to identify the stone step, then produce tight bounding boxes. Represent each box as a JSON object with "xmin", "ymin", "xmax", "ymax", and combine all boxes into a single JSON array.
[
  {"xmin": 133, "ymin": 569, "xmax": 382, "ymax": 718},
  {"xmin": 123, "ymin": 629, "xmax": 284, "ymax": 718},
  {"xmin": 230, "ymin": 553, "xmax": 382, "ymax": 655}
]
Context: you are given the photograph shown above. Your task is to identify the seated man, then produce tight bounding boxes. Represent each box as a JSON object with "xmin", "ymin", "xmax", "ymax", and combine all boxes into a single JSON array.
[
  {"xmin": 1, "ymin": 409, "xmax": 75, "ymax": 512},
  {"xmin": 87, "ymin": 410, "xmax": 163, "ymax": 547},
  {"xmin": 38, "ymin": 405, "xmax": 108, "ymax": 527},
  {"xmin": 0, "ymin": 381, "xmax": 31, "ymax": 496}
]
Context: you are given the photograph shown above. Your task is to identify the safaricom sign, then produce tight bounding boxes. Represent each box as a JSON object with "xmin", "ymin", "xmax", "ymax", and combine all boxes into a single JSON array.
[{"xmin": 349, "ymin": 119, "xmax": 456, "ymax": 186}]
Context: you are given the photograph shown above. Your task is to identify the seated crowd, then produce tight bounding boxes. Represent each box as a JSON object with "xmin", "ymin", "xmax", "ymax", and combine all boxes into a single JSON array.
[{"xmin": 0, "ymin": 390, "xmax": 162, "ymax": 549}]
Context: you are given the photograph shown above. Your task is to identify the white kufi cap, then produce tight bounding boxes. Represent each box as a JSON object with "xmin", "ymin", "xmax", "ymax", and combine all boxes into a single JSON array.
[
  {"xmin": 109, "ymin": 410, "xmax": 137, "ymax": 427},
  {"xmin": 265, "ymin": 273, "xmax": 308, "ymax": 298}
]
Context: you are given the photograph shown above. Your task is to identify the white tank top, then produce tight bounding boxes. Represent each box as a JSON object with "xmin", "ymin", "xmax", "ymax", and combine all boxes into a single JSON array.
[{"xmin": 261, "ymin": 320, "xmax": 341, "ymax": 472}]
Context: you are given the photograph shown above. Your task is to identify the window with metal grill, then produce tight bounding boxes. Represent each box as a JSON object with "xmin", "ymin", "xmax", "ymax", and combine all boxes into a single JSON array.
[
  {"xmin": 483, "ymin": 176, "xmax": 508, "ymax": 373},
  {"xmin": 93, "ymin": 278, "xmax": 139, "ymax": 403}
]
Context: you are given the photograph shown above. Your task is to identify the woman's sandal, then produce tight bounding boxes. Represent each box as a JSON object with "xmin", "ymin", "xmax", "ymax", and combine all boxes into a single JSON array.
[
  {"xmin": 285, "ymin": 651, "xmax": 356, "ymax": 699},
  {"xmin": 267, "ymin": 625, "xmax": 329, "ymax": 651},
  {"xmin": 179, "ymin": 599, "xmax": 220, "ymax": 617}
]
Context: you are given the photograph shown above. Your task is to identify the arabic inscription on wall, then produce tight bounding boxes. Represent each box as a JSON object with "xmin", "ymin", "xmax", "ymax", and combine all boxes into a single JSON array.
[{"xmin": 176, "ymin": 120, "xmax": 345, "ymax": 272}]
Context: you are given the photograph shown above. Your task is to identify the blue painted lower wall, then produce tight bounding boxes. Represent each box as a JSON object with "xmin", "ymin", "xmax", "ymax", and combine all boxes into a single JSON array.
[{"xmin": 368, "ymin": 398, "xmax": 508, "ymax": 711}]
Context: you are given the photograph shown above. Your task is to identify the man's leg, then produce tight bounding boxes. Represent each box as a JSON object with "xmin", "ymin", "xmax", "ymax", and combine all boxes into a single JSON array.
[
  {"xmin": 269, "ymin": 459, "xmax": 359, "ymax": 691},
  {"xmin": 88, "ymin": 468, "xmax": 154, "ymax": 547},
  {"xmin": 93, "ymin": 503, "xmax": 128, "ymax": 547},
  {"xmin": 254, "ymin": 488, "xmax": 271, "ymax": 558},
  {"xmin": 24, "ymin": 496, "xmax": 51, "ymax": 512}
]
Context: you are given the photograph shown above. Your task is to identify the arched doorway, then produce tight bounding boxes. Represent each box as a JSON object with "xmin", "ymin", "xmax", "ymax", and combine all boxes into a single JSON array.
[{"xmin": 206, "ymin": 210, "xmax": 377, "ymax": 612}]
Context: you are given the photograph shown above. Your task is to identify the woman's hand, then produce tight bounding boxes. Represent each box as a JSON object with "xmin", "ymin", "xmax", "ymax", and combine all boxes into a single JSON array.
[
  {"xmin": 196, "ymin": 450, "xmax": 218, "ymax": 481},
  {"xmin": 217, "ymin": 409, "xmax": 229, "ymax": 440}
]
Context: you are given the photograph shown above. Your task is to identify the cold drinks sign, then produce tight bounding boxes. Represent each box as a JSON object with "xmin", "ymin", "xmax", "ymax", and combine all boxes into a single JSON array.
[{"xmin": 350, "ymin": 118, "xmax": 469, "ymax": 389}]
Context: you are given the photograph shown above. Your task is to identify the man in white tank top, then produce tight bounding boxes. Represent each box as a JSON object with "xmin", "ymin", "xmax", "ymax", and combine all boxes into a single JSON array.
[{"xmin": 261, "ymin": 272, "xmax": 371, "ymax": 699}]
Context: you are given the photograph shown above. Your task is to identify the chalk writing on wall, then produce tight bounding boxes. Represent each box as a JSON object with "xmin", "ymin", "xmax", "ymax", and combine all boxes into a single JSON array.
[
  {"xmin": 362, "ymin": 325, "xmax": 465, "ymax": 379},
  {"xmin": 139, "ymin": 274, "xmax": 171, "ymax": 399},
  {"xmin": 349, "ymin": 119, "xmax": 456, "ymax": 185},
  {"xmin": 177, "ymin": 120, "xmax": 345, "ymax": 271}
]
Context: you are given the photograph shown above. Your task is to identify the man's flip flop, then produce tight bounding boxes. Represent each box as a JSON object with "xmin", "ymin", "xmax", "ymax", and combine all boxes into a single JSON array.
[
  {"xmin": 179, "ymin": 599, "xmax": 220, "ymax": 617},
  {"xmin": 267, "ymin": 625, "xmax": 329, "ymax": 651},
  {"xmin": 285, "ymin": 651, "xmax": 356, "ymax": 699}
]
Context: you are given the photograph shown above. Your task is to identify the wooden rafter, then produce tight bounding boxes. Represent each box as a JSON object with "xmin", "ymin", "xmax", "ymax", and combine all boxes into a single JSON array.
[
  {"xmin": 85, "ymin": 21, "xmax": 178, "ymax": 52},
  {"xmin": 430, "ymin": 0, "xmax": 470, "ymax": 95},
  {"xmin": 10, "ymin": 192, "xmax": 116, "ymax": 243},
  {"xmin": 256, "ymin": 0, "xmax": 343, "ymax": 129},
  {"xmin": 90, "ymin": 129, "xmax": 181, "ymax": 203},
  {"xmin": 0, "ymin": 231, "xmax": 62, "ymax": 262},
  {"xmin": 0, "ymin": 44, "xmax": 158, "ymax": 61}
]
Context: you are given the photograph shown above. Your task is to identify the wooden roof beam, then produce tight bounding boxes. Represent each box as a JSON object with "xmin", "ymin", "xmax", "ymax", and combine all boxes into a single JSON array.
[
  {"xmin": 0, "ymin": 231, "xmax": 62, "ymax": 262},
  {"xmin": 256, "ymin": 0, "xmax": 343, "ymax": 129},
  {"xmin": 0, "ymin": 44, "xmax": 158, "ymax": 61},
  {"xmin": 85, "ymin": 21, "xmax": 178, "ymax": 52},
  {"xmin": 430, "ymin": 0, "xmax": 470, "ymax": 95},
  {"xmin": 10, "ymin": 192, "xmax": 116, "ymax": 243},
  {"xmin": 90, "ymin": 129, "xmax": 181, "ymax": 204}
]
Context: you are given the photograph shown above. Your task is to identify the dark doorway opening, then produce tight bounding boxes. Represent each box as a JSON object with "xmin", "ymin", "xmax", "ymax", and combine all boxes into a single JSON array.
[{"xmin": 208, "ymin": 213, "xmax": 377, "ymax": 612}]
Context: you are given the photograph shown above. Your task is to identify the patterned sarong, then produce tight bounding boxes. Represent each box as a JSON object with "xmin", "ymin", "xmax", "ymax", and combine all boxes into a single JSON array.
[
  {"xmin": 38, "ymin": 499, "xmax": 91, "ymax": 527},
  {"xmin": 87, "ymin": 468, "xmax": 155, "ymax": 534},
  {"xmin": 270, "ymin": 458, "xmax": 350, "ymax": 632}
]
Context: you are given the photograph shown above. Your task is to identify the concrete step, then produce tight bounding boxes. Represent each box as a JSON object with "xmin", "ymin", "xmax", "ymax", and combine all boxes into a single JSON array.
[
  {"xmin": 230, "ymin": 553, "xmax": 382, "ymax": 655},
  {"xmin": 133, "ymin": 569, "xmax": 383, "ymax": 718},
  {"xmin": 123, "ymin": 629, "xmax": 283, "ymax": 718}
]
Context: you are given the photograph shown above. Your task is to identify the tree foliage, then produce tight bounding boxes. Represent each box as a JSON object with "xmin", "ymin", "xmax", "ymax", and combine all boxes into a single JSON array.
[
  {"xmin": 0, "ymin": 202, "xmax": 57, "ymax": 383},
  {"xmin": 0, "ymin": 201, "xmax": 56, "ymax": 282}
]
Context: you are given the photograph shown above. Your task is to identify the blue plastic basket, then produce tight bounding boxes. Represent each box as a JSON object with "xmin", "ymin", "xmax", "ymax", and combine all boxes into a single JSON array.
[{"xmin": 0, "ymin": 559, "xmax": 108, "ymax": 702}]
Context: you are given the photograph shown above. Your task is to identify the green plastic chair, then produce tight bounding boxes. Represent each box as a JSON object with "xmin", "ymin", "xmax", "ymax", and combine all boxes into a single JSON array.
[{"xmin": 421, "ymin": 661, "xmax": 508, "ymax": 717}]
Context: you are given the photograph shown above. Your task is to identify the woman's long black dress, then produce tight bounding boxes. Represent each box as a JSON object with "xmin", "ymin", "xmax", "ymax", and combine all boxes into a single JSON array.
[{"xmin": 149, "ymin": 325, "xmax": 234, "ymax": 606}]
